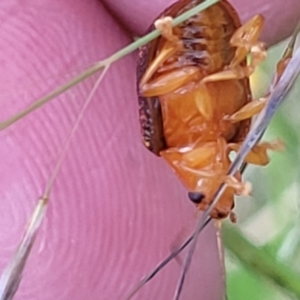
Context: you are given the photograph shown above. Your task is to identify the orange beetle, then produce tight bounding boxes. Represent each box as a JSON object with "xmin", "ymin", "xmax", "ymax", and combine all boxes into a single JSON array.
[{"xmin": 137, "ymin": 0, "xmax": 283, "ymax": 221}]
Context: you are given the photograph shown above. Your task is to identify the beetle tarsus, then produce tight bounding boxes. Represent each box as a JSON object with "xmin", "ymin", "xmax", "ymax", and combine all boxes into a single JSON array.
[{"xmin": 154, "ymin": 16, "xmax": 181, "ymax": 45}]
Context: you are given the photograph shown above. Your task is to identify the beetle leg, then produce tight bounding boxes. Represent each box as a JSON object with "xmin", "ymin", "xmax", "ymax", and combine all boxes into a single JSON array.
[
  {"xmin": 139, "ymin": 17, "xmax": 189, "ymax": 94},
  {"xmin": 201, "ymin": 43, "xmax": 266, "ymax": 82},
  {"xmin": 224, "ymin": 24, "xmax": 300, "ymax": 123},
  {"xmin": 202, "ymin": 15, "xmax": 266, "ymax": 83},
  {"xmin": 225, "ymin": 175, "xmax": 252, "ymax": 196},
  {"xmin": 229, "ymin": 14, "xmax": 265, "ymax": 67},
  {"xmin": 224, "ymin": 97, "xmax": 267, "ymax": 122},
  {"xmin": 228, "ymin": 140, "xmax": 285, "ymax": 166},
  {"xmin": 139, "ymin": 42, "xmax": 179, "ymax": 87},
  {"xmin": 140, "ymin": 17, "xmax": 184, "ymax": 88},
  {"xmin": 201, "ymin": 42, "xmax": 266, "ymax": 82},
  {"xmin": 194, "ymin": 82, "xmax": 216, "ymax": 120},
  {"xmin": 154, "ymin": 16, "xmax": 181, "ymax": 44},
  {"xmin": 140, "ymin": 66, "xmax": 201, "ymax": 97}
]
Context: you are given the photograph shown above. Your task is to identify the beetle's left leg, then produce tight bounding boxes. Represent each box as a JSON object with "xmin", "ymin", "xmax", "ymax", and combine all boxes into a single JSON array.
[
  {"xmin": 228, "ymin": 140, "xmax": 285, "ymax": 166},
  {"xmin": 270, "ymin": 20, "xmax": 300, "ymax": 89},
  {"xmin": 139, "ymin": 17, "xmax": 183, "ymax": 88}
]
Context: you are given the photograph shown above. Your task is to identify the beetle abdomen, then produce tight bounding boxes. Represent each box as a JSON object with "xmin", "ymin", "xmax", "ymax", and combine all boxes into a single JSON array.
[{"xmin": 171, "ymin": 1, "xmax": 238, "ymax": 73}]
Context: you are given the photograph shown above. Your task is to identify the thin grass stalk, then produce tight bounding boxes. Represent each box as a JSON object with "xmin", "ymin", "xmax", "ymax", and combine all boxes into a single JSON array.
[{"xmin": 223, "ymin": 224, "xmax": 300, "ymax": 298}]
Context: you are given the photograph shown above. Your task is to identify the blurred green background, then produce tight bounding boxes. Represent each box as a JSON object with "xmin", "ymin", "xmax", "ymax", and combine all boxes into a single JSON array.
[{"xmin": 223, "ymin": 38, "xmax": 300, "ymax": 300}]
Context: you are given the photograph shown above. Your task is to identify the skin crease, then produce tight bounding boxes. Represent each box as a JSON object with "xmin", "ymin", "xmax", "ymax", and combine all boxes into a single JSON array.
[{"xmin": 0, "ymin": 0, "xmax": 299, "ymax": 299}]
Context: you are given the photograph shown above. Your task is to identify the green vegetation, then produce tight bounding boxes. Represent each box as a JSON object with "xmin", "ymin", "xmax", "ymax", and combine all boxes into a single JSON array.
[{"xmin": 224, "ymin": 40, "xmax": 300, "ymax": 300}]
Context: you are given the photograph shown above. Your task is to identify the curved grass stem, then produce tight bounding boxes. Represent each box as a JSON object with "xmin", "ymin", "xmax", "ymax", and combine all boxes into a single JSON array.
[
  {"xmin": 173, "ymin": 26, "xmax": 300, "ymax": 300},
  {"xmin": 223, "ymin": 224, "xmax": 300, "ymax": 298},
  {"xmin": 0, "ymin": 0, "xmax": 219, "ymax": 131}
]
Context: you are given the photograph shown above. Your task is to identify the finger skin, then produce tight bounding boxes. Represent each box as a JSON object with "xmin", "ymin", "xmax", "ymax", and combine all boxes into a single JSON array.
[
  {"xmin": 0, "ymin": 1, "xmax": 223, "ymax": 299},
  {"xmin": 102, "ymin": 0, "xmax": 300, "ymax": 45}
]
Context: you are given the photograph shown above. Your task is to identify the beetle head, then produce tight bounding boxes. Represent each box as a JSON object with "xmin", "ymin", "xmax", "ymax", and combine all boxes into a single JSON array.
[{"xmin": 188, "ymin": 191, "xmax": 205, "ymax": 204}]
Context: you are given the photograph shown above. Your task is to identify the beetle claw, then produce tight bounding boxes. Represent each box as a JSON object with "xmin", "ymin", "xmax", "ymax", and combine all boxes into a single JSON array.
[
  {"xmin": 225, "ymin": 176, "xmax": 252, "ymax": 196},
  {"xmin": 155, "ymin": 17, "xmax": 182, "ymax": 45}
]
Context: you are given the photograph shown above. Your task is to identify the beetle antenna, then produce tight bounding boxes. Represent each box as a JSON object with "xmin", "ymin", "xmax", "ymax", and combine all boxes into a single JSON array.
[
  {"xmin": 125, "ymin": 217, "xmax": 212, "ymax": 300},
  {"xmin": 174, "ymin": 39, "xmax": 300, "ymax": 300}
]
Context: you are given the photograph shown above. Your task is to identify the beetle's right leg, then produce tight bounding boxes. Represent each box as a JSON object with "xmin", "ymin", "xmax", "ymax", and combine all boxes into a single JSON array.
[
  {"xmin": 228, "ymin": 139, "xmax": 285, "ymax": 166},
  {"xmin": 139, "ymin": 17, "xmax": 188, "ymax": 94},
  {"xmin": 139, "ymin": 16, "xmax": 184, "ymax": 87},
  {"xmin": 202, "ymin": 15, "xmax": 266, "ymax": 83},
  {"xmin": 154, "ymin": 17, "xmax": 181, "ymax": 44},
  {"xmin": 224, "ymin": 23, "xmax": 300, "ymax": 123},
  {"xmin": 224, "ymin": 175, "xmax": 251, "ymax": 196},
  {"xmin": 224, "ymin": 97, "xmax": 268, "ymax": 122}
]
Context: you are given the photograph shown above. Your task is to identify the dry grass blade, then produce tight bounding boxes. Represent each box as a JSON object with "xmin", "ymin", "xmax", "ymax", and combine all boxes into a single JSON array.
[
  {"xmin": 0, "ymin": 198, "xmax": 47, "ymax": 300},
  {"xmin": 125, "ymin": 218, "xmax": 212, "ymax": 300},
  {"xmin": 174, "ymin": 33, "xmax": 300, "ymax": 300}
]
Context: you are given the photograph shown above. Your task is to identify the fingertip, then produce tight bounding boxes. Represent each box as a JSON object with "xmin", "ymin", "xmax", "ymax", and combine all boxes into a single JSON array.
[{"xmin": 102, "ymin": 0, "xmax": 175, "ymax": 35}]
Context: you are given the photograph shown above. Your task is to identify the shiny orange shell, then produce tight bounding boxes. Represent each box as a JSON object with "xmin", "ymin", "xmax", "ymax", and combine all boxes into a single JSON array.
[{"xmin": 137, "ymin": 0, "xmax": 252, "ymax": 219}]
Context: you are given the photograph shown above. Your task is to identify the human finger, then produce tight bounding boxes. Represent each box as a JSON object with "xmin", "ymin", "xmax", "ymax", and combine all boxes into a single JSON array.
[{"xmin": 0, "ymin": 1, "xmax": 223, "ymax": 299}]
